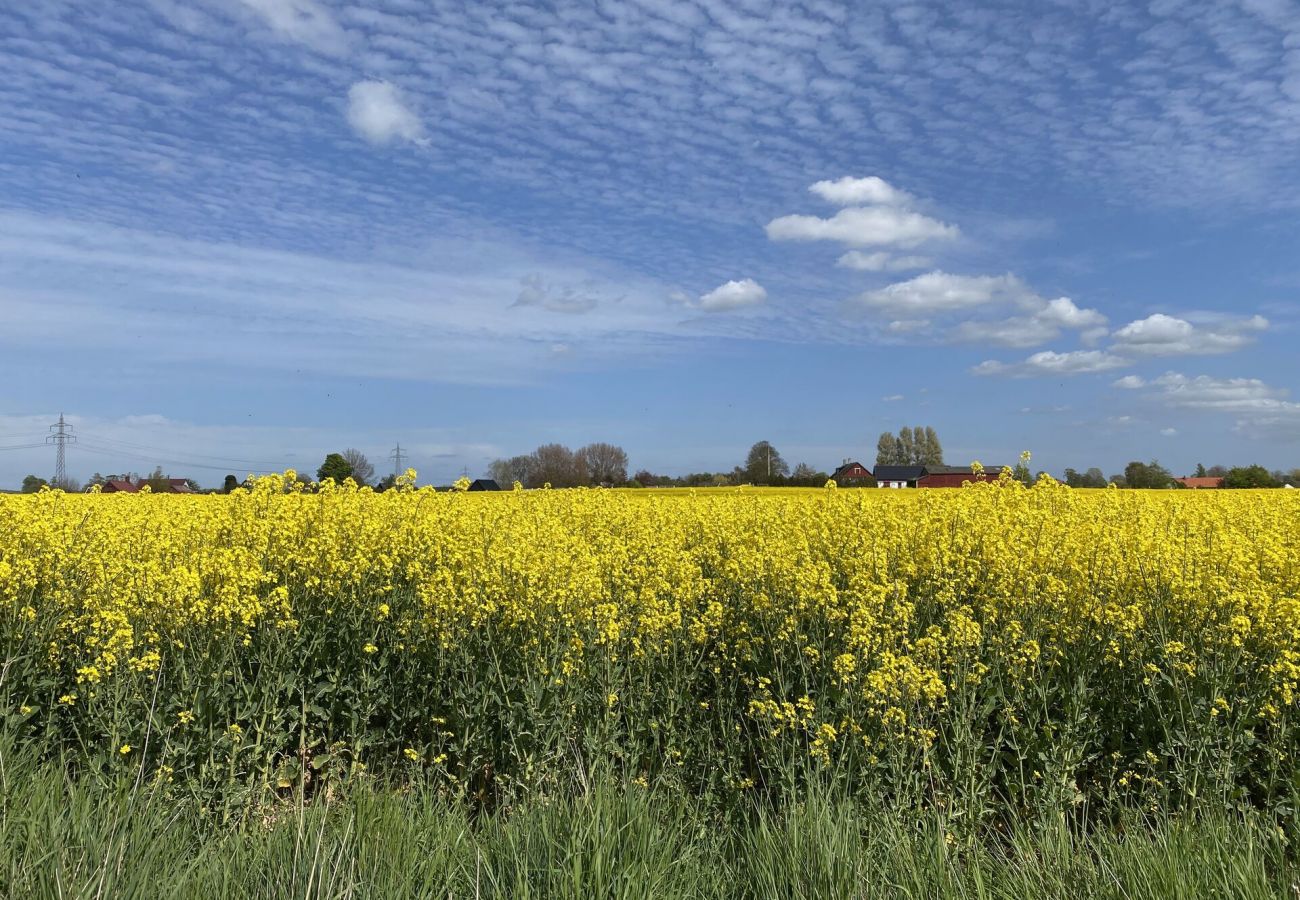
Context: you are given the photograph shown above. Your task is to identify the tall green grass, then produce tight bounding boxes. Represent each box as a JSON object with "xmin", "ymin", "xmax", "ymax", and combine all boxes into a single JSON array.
[{"xmin": 2, "ymin": 744, "xmax": 1293, "ymax": 899}]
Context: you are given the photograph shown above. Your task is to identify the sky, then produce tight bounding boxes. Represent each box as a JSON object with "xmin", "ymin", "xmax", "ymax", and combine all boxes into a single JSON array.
[{"xmin": 2, "ymin": 0, "xmax": 1299, "ymax": 487}]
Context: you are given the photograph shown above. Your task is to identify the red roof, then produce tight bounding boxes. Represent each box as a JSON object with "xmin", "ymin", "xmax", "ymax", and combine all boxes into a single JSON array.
[
  {"xmin": 1175, "ymin": 477, "xmax": 1224, "ymax": 489},
  {"xmin": 102, "ymin": 479, "xmax": 139, "ymax": 493}
]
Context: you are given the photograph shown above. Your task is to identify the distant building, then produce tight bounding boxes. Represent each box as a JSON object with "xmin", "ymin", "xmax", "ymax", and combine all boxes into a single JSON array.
[
  {"xmin": 1174, "ymin": 476, "xmax": 1224, "ymax": 489},
  {"xmin": 872, "ymin": 464, "xmax": 1004, "ymax": 488},
  {"xmin": 468, "ymin": 478, "xmax": 502, "ymax": 492},
  {"xmin": 917, "ymin": 465, "xmax": 999, "ymax": 489},
  {"xmin": 100, "ymin": 476, "xmax": 195, "ymax": 494},
  {"xmin": 830, "ymin": 461, "xmax": 874, "ymax": 486},
  {"xmin": 873, "ymin": 465, "xmax": 927, "ymax": 488}
]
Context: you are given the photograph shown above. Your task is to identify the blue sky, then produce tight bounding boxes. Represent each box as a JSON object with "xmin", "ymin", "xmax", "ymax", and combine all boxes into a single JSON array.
[{"xmin": 2, "ymin": 0, "xmax": 1299, "ymax": 486}]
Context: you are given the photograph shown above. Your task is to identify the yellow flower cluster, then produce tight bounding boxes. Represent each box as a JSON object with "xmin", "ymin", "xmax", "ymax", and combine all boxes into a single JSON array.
[{"xmin": 2, "ymin": 474, "xmax": 1298, "ymax": 795}]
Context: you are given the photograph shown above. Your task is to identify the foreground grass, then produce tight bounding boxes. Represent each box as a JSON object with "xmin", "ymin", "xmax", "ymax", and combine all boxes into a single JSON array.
[{"xmin": 1, "ymin": 750, "xmax": 1293, "ymax": 900}]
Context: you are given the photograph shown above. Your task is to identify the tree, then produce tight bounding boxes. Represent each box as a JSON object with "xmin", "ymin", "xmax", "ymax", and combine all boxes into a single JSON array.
[
  {"xmin": 1206, "ymin": 465, "xmax": 1228, "ymax": 478},
  {"xmin": 341, "ymin": 449, "xmax": 374, "ymax": 486},
  {"xmin": 222, "ymin": 474, "xmax": 239, "ymax": 493},
  {"xmin": 875, "ymin": 432, "xmax": 900, "ymax": 466},
  {"xmin": 922, "ymin": 426, "xmax": 943, "ymax": 465},
  {"xmin": 1193, "ymin": 463, "xmax": 1207, "ymax": 478},
  {"xmin": 317, "ymin": 453, "xmax": 354, "ymax": 483},
  {"xmin": 143, "ymin": 466, "xmax": 171, "ymax": 492},
  {"xmin": 1083, "ymin": 467, "xmax": 1107, "ymax": 487},
  {"xmin": 577, "ymin": 442, "xmax": 629, "ymax": 485},
  {"xmin": 489, "ymin": 455, "xmax": 535, "ymax": 488},
  {"xmin": 1123, "ymin": 459, "xmax": 1174, "ymax": 489},
  {"xmin": 1287, "ymin": 469, "xmax": 1300, "ymax": 488},
  {"xmin": 531, "ymin": 443, "xmax": 586, "ymax": 488},
  {"xmin": 21, "ymin": 474, "xmax": 47, "ymax": 493},
  {"xmin": 898, "ymin": 427, "xmax": 916, "ymax": 465},
  {"xmin": 743, "ymin": 441, "xmax": 789, "ymax": 484},
  {"xmin": 1223, "ymin": 465, "xmax": 1279, "ymax": 489},
  {"xmin": 789, "ymin": 462, "xmax": 830, "ymax": 487}
]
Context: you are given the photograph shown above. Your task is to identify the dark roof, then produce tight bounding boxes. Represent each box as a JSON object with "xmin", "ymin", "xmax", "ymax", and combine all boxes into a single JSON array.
[
  {"xmin": 102, "ymin": 479, "xmax": 138, "ymax": 493},
  {"xmin": 468, "ymin": 478, "xmax": 502, "ymax": 491},
  {"xmin": 872, "ymin": 465, "xmax": 926, "ymax": 481},
  {"xmin": 831, "ymin": 461, "xmax": 872, "ymax": 479},
  {"xmin": 920, "ymin": 465, "xmax": 979, "ymax": 476}
]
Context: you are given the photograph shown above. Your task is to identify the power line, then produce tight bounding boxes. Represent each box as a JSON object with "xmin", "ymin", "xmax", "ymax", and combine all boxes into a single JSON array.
[
  {"xmin": 78, "ymin": 432, "xmax": 284, "ymax": 467},
  {"xmin": 389, "ymin": 442, "xmax": 407, "ymax": 478},
  {"xmin": 46, "ymin": 414, "xmax": 75, "ymax": 485},
  {"xmin": 0, "ymin": 442, "xmax": 47, "ymax": 451},
  {"xmin": 75, "ymin": 441, "xmax": 279, "ymax": 475}
]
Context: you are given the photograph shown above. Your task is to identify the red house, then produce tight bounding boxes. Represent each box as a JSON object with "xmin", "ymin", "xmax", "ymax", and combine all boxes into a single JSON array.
[
  {"xmin": 830, "ymin": 461, "xmax": 874, "ymax": 486},
  {"xmin": 1174, "ymin": 476, "xmax": 1224, "ymax": 489}
]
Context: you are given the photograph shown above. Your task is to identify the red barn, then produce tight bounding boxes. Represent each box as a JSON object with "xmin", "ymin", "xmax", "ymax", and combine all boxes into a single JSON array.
[
  {"xmin": 101, "ymin": 479, "xmax": 139, "ymax": 493},
  {"xmin": 917, "ymin": 465, "xmax": 1000, "ymax": 488}
]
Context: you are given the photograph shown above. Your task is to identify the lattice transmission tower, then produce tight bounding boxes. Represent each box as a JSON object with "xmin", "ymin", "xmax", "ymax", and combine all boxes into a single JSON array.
[
  {"xmin": 389, "ymin": 442, "xmax": 407, "ymax": 478},
  {"xmin": 47, "ymin": 413, "xmax": 76, "ymax": 486}
]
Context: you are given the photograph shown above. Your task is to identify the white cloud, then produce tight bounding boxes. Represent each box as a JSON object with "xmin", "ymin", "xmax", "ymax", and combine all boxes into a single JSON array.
[
  {"xmin": 1110, "ymin": 313, "xmax": 1268, "ymax": 357},
  {"xmin": 809, "ymin": 176, "xmax": 914, "ymax": 207},
  {"xmin": 973, "ymin": 350, "xmax": 1129, "ymax": 378},
  {"xmin": 237, "ymin": 0, "xmax": 349, "ymax": 55},
  {"xmin": 882, "ymin": 394, "xmax": 904, "ymax": 402},
  {"xmin": 697, "ymin": 278, "xmax": 767, "ymax": 312},
  {"xmin": 1113, "ymin": 375, "xmax": 1146, "ymax": 389},
  {"xmin": 856, "ymin": 273, "xmax": 1108, "ymax": 348},
  {"xmin": 346, "ymin": 81, "xmax": 424, "ymax": 146},
  {"xmin": 766, "ymin": 206, "xmax": 957, "ymax": 248},
  {"xmin": 858, "ymin": 272, "xmax": 1031, "ymax": 315},
  {"xmin": 836, "ymin": 250, "xmax": 931, "ymax": 272},
  {"xmin": 1160, "ymin": 427, "xmax": 1178, "ymax": 436}
]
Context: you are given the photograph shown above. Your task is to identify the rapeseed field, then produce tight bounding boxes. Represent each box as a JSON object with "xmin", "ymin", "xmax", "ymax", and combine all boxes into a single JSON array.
[{"xmin": 2, "ymin": 472, "xmax": 1298, "ymax": 829}]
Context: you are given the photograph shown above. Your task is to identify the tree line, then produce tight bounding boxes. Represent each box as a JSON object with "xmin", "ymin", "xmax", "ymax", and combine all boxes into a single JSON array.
[{"xmin": 1063, "ymin": 461, "xmax": 1300, "ymax": 489}]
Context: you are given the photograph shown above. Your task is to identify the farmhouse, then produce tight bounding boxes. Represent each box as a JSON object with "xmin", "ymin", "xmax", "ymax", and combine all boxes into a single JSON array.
[
  {"xmin": 101, "ymin": 476, "xmax": 195, "ymax": 494},
  {"xmin": 1175, "ymin": 476, "xmax": 1224, "ymax": 489},
  {"xmin": 830, "ymin": 460, "xmax": 874, "ymax": 486},
  {"xmin": 873, "ymin": 465, "xmax": 926, "ymax": 488},
  {"xmin": 468, "ymin": 478, "xmax": 502, "ymax": 491}
]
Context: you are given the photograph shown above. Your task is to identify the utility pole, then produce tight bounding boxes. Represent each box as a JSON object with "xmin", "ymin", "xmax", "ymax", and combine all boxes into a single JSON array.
[
  {"xmin": 47, "ymin": 413, "xmax": 76, "ymax": 486},
  {"xmin": 389, "ymin": 442, "xmax": 407, "ymax": 478}
]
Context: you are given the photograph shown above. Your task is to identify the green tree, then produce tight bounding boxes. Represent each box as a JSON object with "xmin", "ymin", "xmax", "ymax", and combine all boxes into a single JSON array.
[
  {"xmin": 875, "ymin": 432, "xmax": 899, "ymax": 466},
  {"xmin": 1123, "ymin": 459, "xmax": 1174, "ymax": 489},
  {"xmin": 1193, "ymin": 462, "xmax": 1207, "ymax": 478},
  {"xmin": 898, "ymin": 427, "xmax": 915, "ymax": 465},
  {"xmin": 21, "ymin": 474, "xmax": 48, "ymax": 493},
  {"xmin": 317, "ymin": 453, "xmax": 354, "ymax": 483},
  {"xmin": 744, "ymin": 441, "xmax": 789, "ymax": 484},
  {"xmin": 922, "ymin": 426, "xmax": 943, "ymax": 465},
  {"xmin": 1223, "ymin": 465, "xmax": 1279, "ymax": 489},
  {"xmin": 222, "ymin": 474, "xmax": 239, "ymax": 493}
]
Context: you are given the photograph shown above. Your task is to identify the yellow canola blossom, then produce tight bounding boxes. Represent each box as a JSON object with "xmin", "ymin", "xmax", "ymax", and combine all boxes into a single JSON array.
[{"xmin": 2, "ymin": 475, "xmax": 1299, "ymax": 782}]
